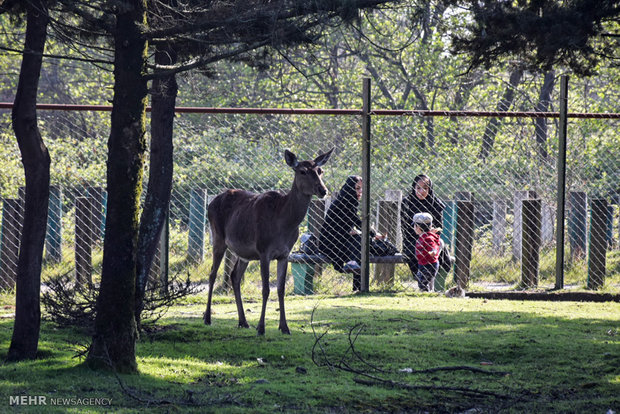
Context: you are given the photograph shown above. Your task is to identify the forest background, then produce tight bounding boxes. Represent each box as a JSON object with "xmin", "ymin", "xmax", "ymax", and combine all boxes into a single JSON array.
[{"xmin": 0, "ymin": 0, "xmax": 618, "ymax": 376}]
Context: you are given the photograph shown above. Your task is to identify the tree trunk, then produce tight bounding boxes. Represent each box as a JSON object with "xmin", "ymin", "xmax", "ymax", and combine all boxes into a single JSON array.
[
  {"xmin": 534, "ymin": 70, "xmax": 555, "ymax": 159},
  {"xmin": 479, "ymin": 68, "xmax": 523, "ymax": 160},
  {"xmin": 87, "ymin": 0, "xmax": 148, "ymax": 374},
  {"xmin": 135, "ymin": 44, "xmax": 178, "ymax": 326},
  {"xmin": 450, "ymin": 71, "xmax": 480, "ymax": 145},
  {"xmin": 7, "ymin": 1, "xmax": 50, "ymax": 362}
]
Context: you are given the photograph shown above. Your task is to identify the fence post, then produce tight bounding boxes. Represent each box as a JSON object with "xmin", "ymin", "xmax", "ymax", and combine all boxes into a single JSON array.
[
  {"xmin": 568, "ymin": 191, "xmax": 588, "ymax": 261},
  {"xmin": 521, "ymin": 199, "xmax": 541, "ymax": 288},
  {"xmin": 308, "ymin": 198, "xmax": 326, "ymax": 280},
  {"xmin": 87, "ymin": 186, "xmax": 105, "ymax": 242},
  {"xmin": 441, "ymin": 200, "xmax": 456, "ymax": 248},
  {"xmin": 435, "ymin": 200, "xmax": 456, "ymax": 292},
  {"xmin": 374, "ymin": 200, "xmax": 398, "ymax": 286},
  {"xmin": 384, "ymin": 190, "xmax": 402, "ymax": 249},
  {"xmin": 0, "ymin": 199, "xmax": 21, "ymax": 290},
  {"xmin": 45, "ymin": 185, "xmax": 63, "ymax": 263},
  {"xmin": 513, "ymin": 190, "xmax": 537, "ymax": 262},
  {"xmin": 75, "ymin": 197, "xmax": 93, "ymax": 286},
  {"xmin": 492, "ymin": 200, "xmax": 507, "ymax": 254},
  {"xmin": 555, "ymin": 75, "xmax": 569, "ymax": 289},
  {"xmin": 541, "ymin": 203, "xmax": 555, "ymax": 247},
  {"xmin": 605, "ymin": 204, "xmax": 614, "ymax": 249},
  {"xmin": 360, "ymin": 77, "xmax": 371, "ymax": 292},
  {"xmin": 188, "ymin": 188, "xmax": 207, "ymax": 263},
  {"xmin": 587, "ymin": 199, "xmax": 608, "ymax": 290},
  {"xmin": 454, "ymin": 200, "xmax": 474, "ymax": 289},
  {"xmin": 616, "ymin": 195, "xmax": 620, "ymax": 250},
  {"xmin": 455, "ymin": 192, "xmax": 472, "ymax": 202}
]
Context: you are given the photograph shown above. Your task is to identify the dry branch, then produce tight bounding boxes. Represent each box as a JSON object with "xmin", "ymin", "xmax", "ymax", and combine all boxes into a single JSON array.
[{"xmin": 310, "ymin": 306, "xmax": 514, "ymax": 401}]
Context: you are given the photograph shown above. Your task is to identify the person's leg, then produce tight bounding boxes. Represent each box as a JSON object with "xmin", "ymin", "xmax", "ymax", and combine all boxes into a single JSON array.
[
  {"xmin": 345, "ymin": 234, "xmax": 362, "ymax": 291},
  {"xmin": 416, "ymin": 266, "xmax": 428, "ymax": 291},
  {"xmin": 352, "ymin": 270, "xmax": 361, "ymax": 291},
  {"xmin": 417, "ymin": 264, "xmax": 438, "ymax": 292},
  {"xmin": 427, "ymin": 262, "xmax": 439, "ymax": 292}
]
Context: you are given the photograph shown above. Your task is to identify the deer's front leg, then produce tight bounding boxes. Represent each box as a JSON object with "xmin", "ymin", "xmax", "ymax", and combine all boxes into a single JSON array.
[
  {"xmin": 257, "ymin": 257, "xmax": 270, "ymax": 336},
  {"xmin": 232, "ymin": 259, "xmax": 250, "ymax": 328},
  {"xmin": 276, "ymin": 259, "xmax": 290, "ymax": 334}
]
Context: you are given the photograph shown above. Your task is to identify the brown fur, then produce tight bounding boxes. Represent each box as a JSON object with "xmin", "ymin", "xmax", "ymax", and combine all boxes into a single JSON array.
[{"xmin": 204, "ymin": 149, "xmax": 333, "ymax": 335}]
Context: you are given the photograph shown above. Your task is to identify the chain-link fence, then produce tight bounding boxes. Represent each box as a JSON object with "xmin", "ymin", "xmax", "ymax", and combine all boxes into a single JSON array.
[{"xmin": 0, "ymin": 91, "xmax": 618, "ymax": 296}]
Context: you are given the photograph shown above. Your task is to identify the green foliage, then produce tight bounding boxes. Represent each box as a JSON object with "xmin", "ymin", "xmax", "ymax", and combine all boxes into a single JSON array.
[
  {"xmin": 0, "ymin": 7, "xmax": 618, "ymax": 291},
  {"xmin": 445, "ymin": 0, "xmax": 620, "ymax": 76}
]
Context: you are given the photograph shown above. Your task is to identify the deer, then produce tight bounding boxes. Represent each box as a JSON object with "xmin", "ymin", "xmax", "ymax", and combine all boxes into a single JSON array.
[{"xmin": 204, "ymin": 148, "xmax": 333, "ymax": 335}]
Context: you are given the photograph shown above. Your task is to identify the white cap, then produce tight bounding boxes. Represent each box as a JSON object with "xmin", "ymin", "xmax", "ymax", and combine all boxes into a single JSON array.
[{"xmin": 412, "ymin": 212, "xmax": 433, "ymax": 225}]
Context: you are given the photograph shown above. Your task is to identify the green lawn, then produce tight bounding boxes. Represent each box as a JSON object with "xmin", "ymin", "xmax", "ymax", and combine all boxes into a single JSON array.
[{"xmin": 0, "ymin": 292, "xmax": 619, "ymax": 413}]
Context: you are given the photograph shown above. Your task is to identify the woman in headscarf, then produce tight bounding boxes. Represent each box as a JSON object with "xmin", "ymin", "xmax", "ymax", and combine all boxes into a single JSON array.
[
  {"xmin": 319, "ymin": 175, "xmax": 377, "ymax": 291},
  {"xmin": 401, "ymin": 174, "xmax": 445, "ymax": 278}
]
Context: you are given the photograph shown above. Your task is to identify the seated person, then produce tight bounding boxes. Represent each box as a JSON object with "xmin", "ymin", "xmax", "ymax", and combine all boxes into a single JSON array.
[
  {"xmin": 318, "ymin": 175, "xmax": 384, "ymax": 291},
  {"xmin": 401, "ymin": 174, "xmax": 445, "ymax": 278}
]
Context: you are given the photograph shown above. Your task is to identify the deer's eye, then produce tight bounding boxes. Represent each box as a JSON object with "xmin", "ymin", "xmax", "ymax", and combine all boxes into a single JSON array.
[
  {"xmin": 316, "ymin": 167, "xmax": 323, "ymax": 175},
  {"xmin": 299, "ymin": 169, "xmax": 307, "ymax": 175}
]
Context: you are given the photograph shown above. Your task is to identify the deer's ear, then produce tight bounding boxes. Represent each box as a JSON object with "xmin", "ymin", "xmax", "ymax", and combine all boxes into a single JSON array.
[
  {"xmin": 314, "ymin": 147, "xmax": 334, "ymax": 166},
  {"xmin": 284, "ymin": 150, "xmax": 299, "ymax": 168}
]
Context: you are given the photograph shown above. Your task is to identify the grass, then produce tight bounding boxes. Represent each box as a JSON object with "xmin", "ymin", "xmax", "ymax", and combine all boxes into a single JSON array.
[{"xmin": 0, "ymin": 291, "xmax": 619, "ymax": 413}]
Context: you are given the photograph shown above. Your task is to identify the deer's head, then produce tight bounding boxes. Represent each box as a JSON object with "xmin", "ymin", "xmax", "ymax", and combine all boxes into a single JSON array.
[{"xmin": 285, "ymin": 148, "xmax": 333, "ymax": 198}]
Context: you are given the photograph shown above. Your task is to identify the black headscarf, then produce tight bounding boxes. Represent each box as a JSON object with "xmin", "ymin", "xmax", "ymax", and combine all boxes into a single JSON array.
[
  {"xmin": 401, "ymin": 174, "xmax": 445, "ymax": 257},
  {"xmin": 318, "ymin": 176, "xmax": 363, "ymax": 269}
]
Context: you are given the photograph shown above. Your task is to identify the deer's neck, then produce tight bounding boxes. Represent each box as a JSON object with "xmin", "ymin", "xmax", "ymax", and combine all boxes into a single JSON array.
[{"xmin": 283, "ymin": 182, "xmax": 312, "ymax": 227}]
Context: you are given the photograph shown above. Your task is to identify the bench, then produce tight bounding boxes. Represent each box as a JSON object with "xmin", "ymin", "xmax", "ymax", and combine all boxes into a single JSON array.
[
  {"xmin": 288, "ymin": 252, "xmax": 406, "ymax": 295},
  {"xmin": 288, "ymin": 252, "xmax": 454, "ymax": 294}
]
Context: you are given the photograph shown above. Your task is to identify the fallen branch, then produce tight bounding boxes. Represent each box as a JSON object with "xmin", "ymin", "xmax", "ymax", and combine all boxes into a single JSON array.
[
  {"xmin": 352, "ymin": 377, "xmax": 510, "ymax": 399},
  {"xmin": 310, "ymin": 306, "xmax": 514, "ymax": 401}
]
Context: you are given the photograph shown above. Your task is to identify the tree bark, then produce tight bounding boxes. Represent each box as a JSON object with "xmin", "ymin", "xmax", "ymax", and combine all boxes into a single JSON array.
[
  {"xmin": 534, "ymin": 70, "xmax": 555, "ymax": 159},
  {"xmin": 478, "ymin": 68, "xmax": 523, "ymax": 160},
  {"xmin": 135, "ymin": 43, "xmax": 177, "ymax": 326},
  {"xmin": 450, "ymin": 71, "xmax": 480, "ymax": 145},
  {"xmin": 87, "ymin": 0, "xmax": 148, "ymax": 374},
  {"xmin": 7, "ymin": 1, "xmax": 50, "ymax": 362}
]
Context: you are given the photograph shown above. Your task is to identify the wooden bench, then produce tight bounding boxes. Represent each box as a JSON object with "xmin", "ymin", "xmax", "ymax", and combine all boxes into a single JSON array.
[{"xmin": 288, "ymin": 252, "xmax": 406, "ymax": 295}]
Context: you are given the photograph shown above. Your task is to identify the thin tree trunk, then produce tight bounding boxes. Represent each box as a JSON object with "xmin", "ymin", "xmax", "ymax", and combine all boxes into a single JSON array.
[
  {"xmin": 534, "ymin": 70, "xmax": 555, "ymax": 159},
  {"xmin": 479, "ymin": 68, "xmax": 523, "ymax": 160},
  {"xmin": 450, "ymin": 71, "xmax": 480, "ymax": 145},
  {"xmin": 135, "ymin": 44, "xmax": 177, "ymax": 327},
  {"xmin": 7, "ymin": 1, "xmax": 50, "ymax": 362},
  {"xmin": 87, "ymin": 0, "xmax": 148, "ymax": 373}
]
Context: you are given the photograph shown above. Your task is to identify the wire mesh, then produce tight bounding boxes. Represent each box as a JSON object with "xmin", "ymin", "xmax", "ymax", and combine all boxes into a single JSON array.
[{"xmin": 0, "ymin": 106, "xmax": 618, "ymax": 295}]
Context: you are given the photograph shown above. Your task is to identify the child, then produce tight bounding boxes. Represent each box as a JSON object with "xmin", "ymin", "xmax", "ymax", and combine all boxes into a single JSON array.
[{"xmin": 412, "ymin": 212, "xmax": 441, "ymax": 292}]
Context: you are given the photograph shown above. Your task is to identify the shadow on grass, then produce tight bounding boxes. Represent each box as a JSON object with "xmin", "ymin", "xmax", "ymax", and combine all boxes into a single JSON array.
[{"xmin": 0, "ymin": 295, "xmax": 618, "ymax": 413}]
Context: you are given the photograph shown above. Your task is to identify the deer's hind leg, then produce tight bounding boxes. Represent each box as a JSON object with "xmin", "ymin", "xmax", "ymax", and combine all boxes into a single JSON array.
[
  {"xmin": 231, "ymin": 258, "xmax": 250, "ymax": 328},
  {"xmin": 204, "ymin": 239, "xmax": 227, "ymax": 325}
]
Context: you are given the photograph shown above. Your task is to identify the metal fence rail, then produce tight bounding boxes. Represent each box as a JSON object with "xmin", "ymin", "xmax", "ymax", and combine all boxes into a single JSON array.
[{"xmin": 0, "ymin": 78, "xmax": 618, "ymax": 296}]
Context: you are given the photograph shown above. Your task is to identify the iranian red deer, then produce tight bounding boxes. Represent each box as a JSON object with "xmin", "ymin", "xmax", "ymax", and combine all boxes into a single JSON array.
[{"xmin": 204, "ymin": 148, "xmax": 333, "ymax": 335}]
